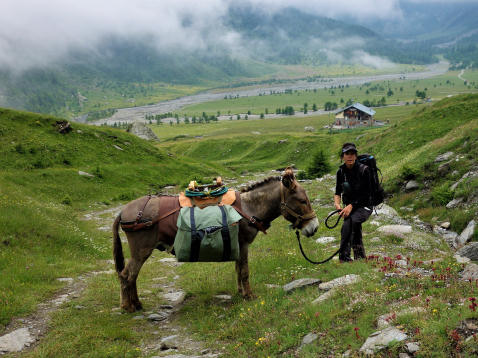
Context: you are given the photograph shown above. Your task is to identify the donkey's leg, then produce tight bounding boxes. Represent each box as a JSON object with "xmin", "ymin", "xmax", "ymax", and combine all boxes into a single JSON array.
[
  {"xmin": 235, "ymin": 261, "xmax": 243, "ymax": 296},
  {"xmin": 237, "ymin": 243, "xmax": 255, "ymax": 299},
  {"xmin": 119, "ymin": 243, "xmax": 155, "ymax": 312}
]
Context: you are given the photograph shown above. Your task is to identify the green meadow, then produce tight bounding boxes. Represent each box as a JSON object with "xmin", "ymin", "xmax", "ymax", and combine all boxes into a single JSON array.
[{"xmin": 1, "ymin": 92, "xmax": 477, "ymax": 357}]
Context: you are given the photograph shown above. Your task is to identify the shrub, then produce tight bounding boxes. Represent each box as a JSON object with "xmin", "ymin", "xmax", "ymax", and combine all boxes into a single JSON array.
[
  {"xmin": 306, "ymin": 150, "xmax": 331, "ymax": 179},
  {"xmin": 61, "ymin": 195, "xmax": 72, "ymax": 205},
  {"xmin": 430, "ymin": 183, "xmax": 454, "ymax": 206},
  {"xmin": 400, "ymin": 165, "xmax": 419, "ymax": 180}
]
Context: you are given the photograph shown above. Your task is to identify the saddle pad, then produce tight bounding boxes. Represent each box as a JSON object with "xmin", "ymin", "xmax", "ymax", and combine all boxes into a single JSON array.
[{"xmin": 179, "ymin": 189, "xmax": 236, "ymax": 208}]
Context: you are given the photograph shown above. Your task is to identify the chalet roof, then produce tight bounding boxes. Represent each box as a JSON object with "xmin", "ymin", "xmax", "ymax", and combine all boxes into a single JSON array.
[{"xmin": 335, "ymin": 102, "xmax": 376, "ymax": 116}]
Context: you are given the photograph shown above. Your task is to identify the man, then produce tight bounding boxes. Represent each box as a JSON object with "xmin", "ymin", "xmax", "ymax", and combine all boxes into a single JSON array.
[{"xmin": 334, "ymin": 142, "xmax": 372, "ymax": 262}]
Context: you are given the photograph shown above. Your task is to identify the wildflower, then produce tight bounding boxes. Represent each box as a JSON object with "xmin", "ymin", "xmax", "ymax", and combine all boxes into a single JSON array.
[
  {"xmin": 261, "ymin": 300, "xmax": 265, "ymax": 305},
  {"xmin": 354, "ymin": 327, "xmax": 360, "ymax": 339},
  {"xmin": 315, "ymin": 312, "xmax": 320, "ymax": 318}
]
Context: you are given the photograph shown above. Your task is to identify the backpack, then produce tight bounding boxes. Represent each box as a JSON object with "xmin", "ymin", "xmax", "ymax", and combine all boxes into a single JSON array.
[
  {"xmin": 357, "ymin": 154, "xmax": 385, "ymax": 207},
  {"xmin": 174, "ymin": 205, "xmax": 242, "ymax": 262}
]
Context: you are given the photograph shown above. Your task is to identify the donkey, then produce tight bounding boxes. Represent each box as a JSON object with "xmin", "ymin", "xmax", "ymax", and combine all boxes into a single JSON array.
[{"xmin": 113, "ymin": 168, "xmax": 318, "ymax": 312}]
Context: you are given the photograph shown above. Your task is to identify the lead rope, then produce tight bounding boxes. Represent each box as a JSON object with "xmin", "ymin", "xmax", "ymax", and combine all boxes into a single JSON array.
[{"xmin": 295, "ymin": 209, "xmax": 343, "ymax": 265}]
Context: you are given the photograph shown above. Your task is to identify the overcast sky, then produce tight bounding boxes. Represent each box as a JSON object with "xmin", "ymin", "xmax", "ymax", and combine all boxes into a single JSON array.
[{"xmin": 0, "ymin": 0, "xmax": 476, "ymax": 71}]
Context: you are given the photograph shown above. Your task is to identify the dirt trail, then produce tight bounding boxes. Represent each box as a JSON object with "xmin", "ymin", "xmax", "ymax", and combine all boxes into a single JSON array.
[{"xmin": 87, "ymin": 61, "xmax": 449, "ymax": 126}]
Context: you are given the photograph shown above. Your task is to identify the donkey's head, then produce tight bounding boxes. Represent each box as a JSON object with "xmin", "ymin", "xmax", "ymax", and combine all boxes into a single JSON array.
[{"xmin": 280, "ymin": 168, "xmax": 319, "ymax": 237}]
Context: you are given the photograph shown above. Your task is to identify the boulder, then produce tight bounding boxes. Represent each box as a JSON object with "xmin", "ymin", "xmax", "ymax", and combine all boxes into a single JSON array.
[
  {"xmin": 434, "ymin": 151, "xmax": 454, "ymax": 162},
  {"xmin": 446, "ymin": 197, "xmax": 463, "ymax": 209},
  {"xmin": 359, "ymin": 326, "xmax": 408, "ymax": 354},
  {"xmin": 372, "ymin": 204, "xmax": 399, "ymax": 218},
  {"xmin": 460, "ymin": 263, "xmax": 478, "ymax": 281},
  {"xmin": 126, "ymin": 122, "xmax": 159, "ymax": 141},
  {"xmin": 319, "ymin": 274, "xmax": 361, "ymax": 291},
  {"xmin": 405, "ymin": 180, "xmax": 419, "ymax": 191},
  {"xmin": 454, "ymin": 254, "xmax": 471, "ymax": 264},
  {"xmin": 457, "ymin": 242, "xmax": 478, "ymax": 261},
  {"xmin": 311, "ymin": 289, "xmax": 336, "ymax": 304},
  {"xmin": 0, "ymin": 328, "xmax": 35, "ymax": 353},
  {"xmin": 455, "ymin": 220, "xmax": 476, "ymax": 247},
  {"xmin": 283, "ymin": 278, "xmax": 321, "ymax": 293},
  {"xmin": 377, "ymin": 225, "xmax": 412, "ymax": 238}
]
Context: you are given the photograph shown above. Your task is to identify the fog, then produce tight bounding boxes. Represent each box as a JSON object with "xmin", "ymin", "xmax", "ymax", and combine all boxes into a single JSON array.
[{"xmin": 0, "ymin": 0, "xmax": 473, "ymax": 71}]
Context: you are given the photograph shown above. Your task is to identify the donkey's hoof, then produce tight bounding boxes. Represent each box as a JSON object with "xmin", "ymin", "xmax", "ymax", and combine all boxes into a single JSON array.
[
  {"xmin": 243, "ymin": 292, "xmax": 257, "ymax": 300},
  {"xmin": 134, "ymin": 302, "xmax": 143, "ymax": 311},
  {"xmin": 121, "ymin": 303, "xmax": 138, "ymax": 313}
]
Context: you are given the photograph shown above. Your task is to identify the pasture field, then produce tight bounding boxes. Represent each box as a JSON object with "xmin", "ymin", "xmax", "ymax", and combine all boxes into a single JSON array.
[
  {"xmin": 179, "ymin": 70, "xmax": 478, "ymax": 117},
  {"xmin": 1, "ymin": 94, "xmax": 477, "ymax": 357}
]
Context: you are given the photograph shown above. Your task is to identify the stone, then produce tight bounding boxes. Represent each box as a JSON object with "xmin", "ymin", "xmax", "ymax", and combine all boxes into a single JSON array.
[
  {"xmin": 147, "ymin": 312, "xmax": 169, "ymax": 321},
  {"xmin": 455, "ymin": 220, "xmax": 476, "ymax": 247},
  {"xmin": 457, "ymin": 242, "xmax": 478, "ymax": 261},
  {"xmin": 283, "ymin": 278, "xmax": 321, "ymax": 293},
  {"xmin": 373, "ymin": 204, "xmax": 399, "ymax": 218},
  {"xmin": 454, "ymin": 254, "xmax": 471, "ymax": 264},
  {"xmin": 163, "ymin": 290, "xmax": 186, "ymax": 306},
  {"xmin": 78, "ymin": 170, "xmax": 94, "ymax": 177},
  {"xmin": 301, "ymin": 332, "xmax": 318, "ymax": 345},
  {"xmin": 395, "ymin": 260, "xmax": 408, "ymax": 268},
  {"xmin": 265, "ymin": 284, "xmax": 281, "ymax": 289},
  {"xmin": 446, "ymin": 197, "xmax": 463, "ymax": 209},
  {"xmin": 377, "ymin": 225, "xmax": 412, "ymax": 238},
  {"xmin": 437, "ymin": 162, "xmax": 451, "ymax": 175},
  {"xmin": 376, "ymin": 307, "xmax": 426, "ymax": 329},
  {"xmin": 405, "ymin": 180, "xmax": 419, "ymax": 191},
  {"xmin": 319, "ymin": 274, "xmax": 361, "ymax": 291},
  {"xmin": 440, "ymin": 222, "xmax": 451, "ymax": 229},
  {"xmin": 160, "ymin": 334, "xmax": 180, "ymax": 350},
  {"xmin": 132, "ymin": 315, "xmax": 145, "ymax": 320},
  {"xmin": 311, "ymin": 289, "xmax": 336, "ymax": 304},
  {"xmin": 0, "ymin": 328, "xmax": 35, "ymax": 353},
  {"xmin": 214, "ymin": 295, "xmax": 232, "ymax": 300},
  {"xmin": 126, "ymin": 122, "xmax": 159, "ymax": 141},
  {"xmin": 304, "ymin": 126, "xmax": 315, "ymax": 132},
  {"xmin": 460, "ymin": 263, "xmax": 478, "ymax": 281},
  {"xmin": 399, "ymin": 353, "xmax": 410, "ymax": 358},
  {"xmin": 435, "ymin": 151, "xmax": 454, "ymax": 162},
  {"xmin": 315, "ymin": 236, "xmax": 335, "ymax": 244},
  {"xmin": 359, "ymin": 326, "xmax": 408, "ymax": 354},
  {"xmin": 113, "ymin": 144, "xmax": 123, "ymax": 151},
  {"xmin": 57, "ymin": 277, "xmax": 74, "ymax": 283},
  {"xmin": 405, "ymin": 342, "xmax": 420, "ymax": 354}
]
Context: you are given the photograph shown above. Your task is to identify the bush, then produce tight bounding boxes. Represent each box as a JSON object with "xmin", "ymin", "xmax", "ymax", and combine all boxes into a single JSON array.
[
  {"xmin": 430, "ymin": 183, "xmax": 454, "ymax": 206},
  {"xmin": 61, "ymin": 195, "xmax": 72, "ymax": 205},
  {"xmin": 400, "ymin": 165, "xmax": 419, "ymax": 180},
  {"xmin": 306, "ymin": 150, "xmax": 331, "ymax": 179}
]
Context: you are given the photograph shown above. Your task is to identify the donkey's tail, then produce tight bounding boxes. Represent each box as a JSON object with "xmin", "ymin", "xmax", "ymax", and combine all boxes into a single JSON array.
[{"xmin": 113, "ymin": 214, "xmax": 125, "ymax": 273}]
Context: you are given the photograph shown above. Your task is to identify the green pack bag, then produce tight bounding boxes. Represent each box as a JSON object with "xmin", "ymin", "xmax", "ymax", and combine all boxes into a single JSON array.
[{"xmin": 174, "ymin": 205, "xmax": 242, "ymax": 262}]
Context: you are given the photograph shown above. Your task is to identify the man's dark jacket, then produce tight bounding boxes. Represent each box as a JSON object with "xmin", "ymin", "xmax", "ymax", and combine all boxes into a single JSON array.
[{"xmin": 335, "ymin": 161, "xmax": 372, "ymax": 208}]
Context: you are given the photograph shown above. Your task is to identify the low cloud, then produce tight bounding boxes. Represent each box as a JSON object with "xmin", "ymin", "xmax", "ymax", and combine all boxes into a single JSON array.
[{"xmin": 0, "ymin": 0, "xmax": 406, "ymax": 71}]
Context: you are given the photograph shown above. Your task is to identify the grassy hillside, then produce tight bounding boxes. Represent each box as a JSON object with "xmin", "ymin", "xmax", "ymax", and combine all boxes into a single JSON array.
[{"xmin": 0, "ymin": 108, "xmax": 223, "ymax": 328}]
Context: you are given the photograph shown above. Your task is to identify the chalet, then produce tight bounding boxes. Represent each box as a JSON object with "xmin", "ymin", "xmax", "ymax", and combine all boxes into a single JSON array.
[{"xmin": 334, "ymin": 103, "xmax": 376, "ymax": 128}]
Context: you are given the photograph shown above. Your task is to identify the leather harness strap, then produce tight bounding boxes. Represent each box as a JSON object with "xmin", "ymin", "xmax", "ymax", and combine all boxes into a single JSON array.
[
  {"xmin": 231, "ymin": 192, "xmax": 270, "ymax": 234},
  {"xmin": 120, "ymin": 199, "xmax": 180, "ymax": 232},
  {"xmin": 280, "ymin": 182, "xmax": 316, "ymax": 229}
]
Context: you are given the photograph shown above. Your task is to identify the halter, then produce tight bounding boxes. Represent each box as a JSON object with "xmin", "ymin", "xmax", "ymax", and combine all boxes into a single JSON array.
[{"xmin": 280, "ymin": 182, "xmax": 316, "ymax": 229}]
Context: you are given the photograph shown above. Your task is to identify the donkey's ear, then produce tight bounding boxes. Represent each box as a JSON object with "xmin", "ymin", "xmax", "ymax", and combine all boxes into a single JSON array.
[{"xmin": 282, "ymin": 167, "xmax": 296, "ymax": 189}]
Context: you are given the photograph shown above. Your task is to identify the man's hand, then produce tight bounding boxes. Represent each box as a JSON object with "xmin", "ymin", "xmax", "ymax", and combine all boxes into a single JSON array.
[{"xmin": 340, "ymin": 204, "xmax": 353, "ymax": 218}]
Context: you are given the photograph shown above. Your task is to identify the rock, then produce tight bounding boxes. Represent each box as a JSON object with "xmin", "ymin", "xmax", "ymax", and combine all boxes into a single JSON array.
[
  {"xmin": 147, "ymin": 312, "xmax": 168, "ymax": 321},
  {"xmin": 57, "ymin": 277, "xmax": 74, "ymax": 283},
  {"xmin": 283, "ymin": 278, "xmax": 321, "ymax": 293},
  {"xmin": 460, "ymin": 263, "xmax": 478, "ymax": 281},
  {"xmin": 376, "ymin": 307, "xmax": 426, "ymax": 329},
  {"xmin": 315, "ymin": 236, "xmax": 335, "ymax": 244},
  {"xmin": 0, "ymin": 328, "xmax": 35, "ymax": 353},
  {"xmin": 440, "ymin": 222, "xmax": 451, "ymax": 229},
  {"xmin": 319, "ymin": 274, "xmax": 361, "ymax": 291},
  {"xmin": 446, "ymin": 197, "xmax": 463, "ymax": 209},
  {"xmin": 435, "ymin": 151, "xmax": 454, "ymax": 162},
  {"xmin": 78, "ymin": 170, "xmax": 94, "ymax": 177},
  {"xmin": 265, "ymin": 284, "xmax": 281, "ymax": 289},
  {"xmin": 399, "ymin": 353, "xmax": 410, "ymax": 358},
  {"xmin": 405, "ymin": 342, "xmax": 420, "ymax": 354},
  {"xmin": 311, "ymin": 289, "xmax": 336, "ymax": 304},
  {"xmin": 359, "ymin": 326, "xmax": 408, "ymax": 354},
  {"xmin": 251, "ymin": 131, "xmax": 261, "ymax": 135},
  {"xmin": 373, "ymin": 204, "xmax": 399, "ymax": 218},
  {"xmin": 126, "ymin": 122, "xmax": 159, "ymax": 140},
  {"xmin": 437, "ymin": 162, "xmax": 451, "ymax": 175},
  {"xmin": 304, "ymin": 126, "xmax": 315, "ymax": 132},
  {"xmin": 301, "ymin": 332, "xmax": 318, "ymax": 346},
  {"xmin": 405, "ymin": 180, "xmax": 419, "ymax": 191},
  {"xmin": 455, "ymin": 220, "xmax": 476, "ymax": 247},
  {"xmin": 163, "ymin": 290, "xmax": 186, "ymax": 306},
  {"xmin": 457, "ymin": 242, "xmax": 478, "ymax": 261},
  {"xmin": 454, "ymin": 254, "xmax": 471, "ymax": 264},
  {"xmin": 395, "ymin": 260, "xmax": 408, "ymax": 268},
  {"xmin": 160, "ymin": 334, "xmax": 180, "ymax": 350},
  {"xmin": 377, "ymin": 225, "xmax": 412, "ymax": 238},
  {"xmin": 342, "ymin": 349, "xmax": 351, "ymax": 357},
  {"xmin": 133, "ymin": 315, "xmax": 145, "ymax": 320},
  {"xmin": 214, "ymin": 295, "xmax": 232, "ymax": 300},
  {"xmin": 278, "ymin": 139, "xmax": 288, "ymax": 144},
  {"xmin": 370, "ymin": 220, "xmax": 381, "ymax": 226}
]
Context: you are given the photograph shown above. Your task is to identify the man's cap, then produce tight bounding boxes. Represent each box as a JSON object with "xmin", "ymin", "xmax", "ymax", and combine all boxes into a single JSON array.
[{"xmin": 342, "ymin": 143, "xmax": 357, "ymax": 154}]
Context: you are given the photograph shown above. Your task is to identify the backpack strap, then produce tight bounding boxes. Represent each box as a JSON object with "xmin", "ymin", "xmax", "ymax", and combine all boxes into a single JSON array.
[
  {"xmin": 189, "ymin": 208, "xmax": 202, "ymax": 262},
  {"xmin": 219, "ymin": 206, "xmax": 232, "ymax": 261}
]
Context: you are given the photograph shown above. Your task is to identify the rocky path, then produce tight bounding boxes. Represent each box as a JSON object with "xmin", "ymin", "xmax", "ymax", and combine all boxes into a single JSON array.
[
  {"xmin": 0, "ymin": 204, "xmax": 218, "ymax": 357},
  {"xmin": 87, "ymin": 61, "xmax": 449, "ymax": 126}
]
